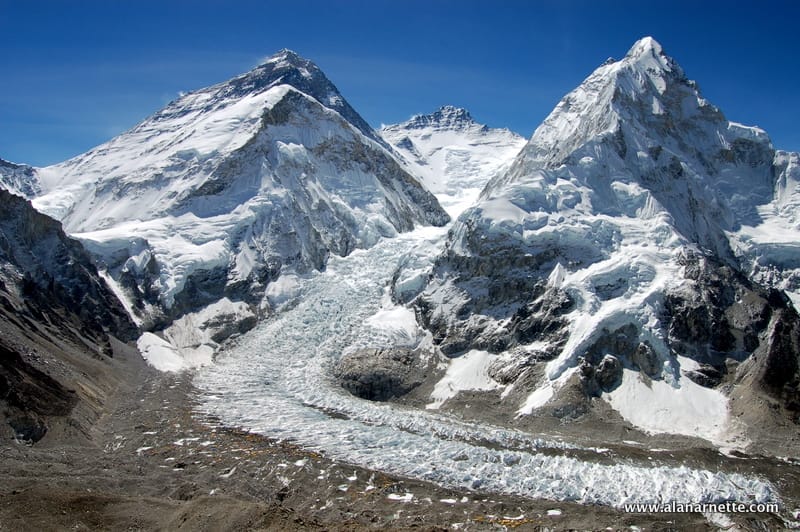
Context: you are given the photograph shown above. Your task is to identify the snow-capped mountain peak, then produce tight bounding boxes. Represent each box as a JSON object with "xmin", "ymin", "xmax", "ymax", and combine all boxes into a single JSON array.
[
  {"xmin": 626, "ymin": 35, "xmax": 670, "ymax": 68},
  {"xmin": 24, "ymin": 49, "xmax": 448, "ymax": 360},
  {"xmin": 413, "ymin": 37, "xmax": 800, "ymax": 449},
  {"xmin": 198, "ymin": 48, "xmax": 381, "ymax": 145},
  {"xmin": 512, "ymin": 36, "xmax": 703, "ymax": 177},
  {"xmin": 381, "ymin": 107, "xmax": 525, "ymax": 217}
]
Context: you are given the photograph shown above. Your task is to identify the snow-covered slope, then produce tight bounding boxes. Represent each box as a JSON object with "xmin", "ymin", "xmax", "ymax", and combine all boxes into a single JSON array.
[
  {"xmin": 412, "ymin": 37, "xmax": 800, "ymax": 446},
  {"xmin": 381, "ymin": 106, "xmax": 525, "ymax": 217},
  {"xmin": 28, "ymin": 50, "xmax": 449, "ymax": 362},
  {"xmin": 732, "ymin": 150, "xmax": 800, "ymax": 307}
]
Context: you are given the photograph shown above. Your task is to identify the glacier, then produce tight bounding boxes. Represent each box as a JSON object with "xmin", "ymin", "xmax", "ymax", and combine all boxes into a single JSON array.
[
  {"xmin": 195, "ymin": 225, "xmax": 777, "ymax": 509},
  {"xmin": 196, "ymin": 86, "xmax": 784, "ymax": 510}
]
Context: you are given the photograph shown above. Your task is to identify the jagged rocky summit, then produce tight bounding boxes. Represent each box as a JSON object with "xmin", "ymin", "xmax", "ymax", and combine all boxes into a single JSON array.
[
  {"xmin": 409, "ymin": 37, "xmax": 800, "ymax": 449},
  {"xmin": 5, "ymin": 49, "xmax": 449, "ymax": 368}
]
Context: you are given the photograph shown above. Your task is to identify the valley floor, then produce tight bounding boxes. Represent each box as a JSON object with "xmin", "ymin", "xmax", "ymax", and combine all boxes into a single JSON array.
[{"xmin": 0, "ymin": 340, "xmax": 793, "ymax": 531}]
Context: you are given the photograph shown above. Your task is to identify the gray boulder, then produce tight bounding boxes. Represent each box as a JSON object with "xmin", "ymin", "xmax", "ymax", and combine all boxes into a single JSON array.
[{"xmin": 335, "ymin": 348, "xmax": 428, "ymax": 401}]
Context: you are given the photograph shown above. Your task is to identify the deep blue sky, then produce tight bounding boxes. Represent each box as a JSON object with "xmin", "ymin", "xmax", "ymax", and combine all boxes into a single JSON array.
[{"xmin": 2, "ymin": 0, "xmax": 799, "ymax": 166}]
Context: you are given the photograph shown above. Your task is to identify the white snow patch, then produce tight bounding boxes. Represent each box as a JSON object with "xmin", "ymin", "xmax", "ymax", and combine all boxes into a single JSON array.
[
  {"xmin": 518, "ymin": 382, "xmax": 555, "ymax": 415},
  {"xmin": 137, "ymin": 333, "xmax": 186, "ymax": 373},
  {"xmin": 365, "ymin": 304, "xmax": 419, "ymax": 346},
  {"xmin": 162, "ymin": 297, "xmax": 253, "ymax": 366},
  {"xmin": 427, "ymin": 350, "xmax": 502, "ymax": 409},
  {"xmin": 137, "ymin": 325, "xmax": 216, "ymax": 373},
  {"xmin": 604, "ymin": 369, "xmax": 730, "ymax": 443},
  {"xmin": 98, "ymin": 269, "xmax": 142, "ymax": 326},
  {"xmin": 265, "ymin": 274, "xmax": 302, "ymax": 309},
  {"xmin": 703, "ymin": 512, "xmax": 735, "ymax": 529},
  {"xmin": 219, "ymin": 466, "xmax": 237, "ymax": 479}
]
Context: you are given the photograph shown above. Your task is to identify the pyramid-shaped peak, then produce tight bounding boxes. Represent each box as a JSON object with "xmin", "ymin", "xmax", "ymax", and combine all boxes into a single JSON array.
[
  {"xmin": 253, "ymin": 49, "xmax": 324, "ymax": 80},
  {"xmin": 158, "ymin": 48, "xmax": 386, "ymax": 150},
  {"xmin": 618, "ymin": 36, "xmax": 678, "ymax": 77},
  {"xmin": 627, "ymin": 36, "xmax": 664, "ymax": 58},
  {"xmin": 263, "ymin": 48, "xmax": 314, "ymax": 69},
  {"xmin": 274, "ymin": 48, "xmax": 302, "ymax": 60},
  {"xmin": 511, "ymin": 36, "xmax": 708, "ymax": 173}
]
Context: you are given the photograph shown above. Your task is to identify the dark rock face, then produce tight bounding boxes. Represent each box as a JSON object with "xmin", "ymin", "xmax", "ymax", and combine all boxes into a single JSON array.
[
  {"xmin": 684, "ymin": 365, "xmax": 724, "ymax": 388},
  {"xmin": 335, "ymin": 348, "xmax": 428, "ymax": 401},
  {"xmin": 750, "ymin": 309, "xmax": 800, "ymax": 414},
  {"xmin": 0, "ymin": 190, "xmax": 138, "ymax": 443},
  {"xmin": 0, "ymin": 344, "xmax": 76, "ymax": 443},
  {"xmin": 400, "ymin": 106, "xmax": 481, "ymax": 131},
  {"xmin": 580, "ymin": 324, "xmax": 653, "ymax": 397},
  {"xmin": 0, "ymin": 190, "xmax": 138, "ymax": 345},
  {"xmin": 660, "ymin": 255, "xmax": 800, "ymax": 416},
  {"xmin": 663, "ymin": 254, "xmax": 773, "ymax": 360},
  {"xmin": 416, "ymin": 278, "xmax": 573, "ymax": 358}
]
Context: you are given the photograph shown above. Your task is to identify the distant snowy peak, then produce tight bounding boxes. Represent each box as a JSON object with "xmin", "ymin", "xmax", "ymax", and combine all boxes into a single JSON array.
[
  {"xmin": 381, "ymin": 107, "xmax": 525, "ymax": 216},
  {"xmin": 389, "ymin": 105, "xmax": 484, "ymax": 132}
]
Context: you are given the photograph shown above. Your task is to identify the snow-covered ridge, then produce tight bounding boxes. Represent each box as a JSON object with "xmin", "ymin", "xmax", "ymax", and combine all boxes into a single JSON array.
[{"xmin": 391, "ymin": 105, "xmax": 481, "ymax": 131}]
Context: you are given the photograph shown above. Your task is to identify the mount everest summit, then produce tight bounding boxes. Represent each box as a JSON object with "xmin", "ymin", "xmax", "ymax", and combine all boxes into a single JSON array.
[{"xmin": 1, "ymin": 38, "xmax": 799, "ymax": 518}]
